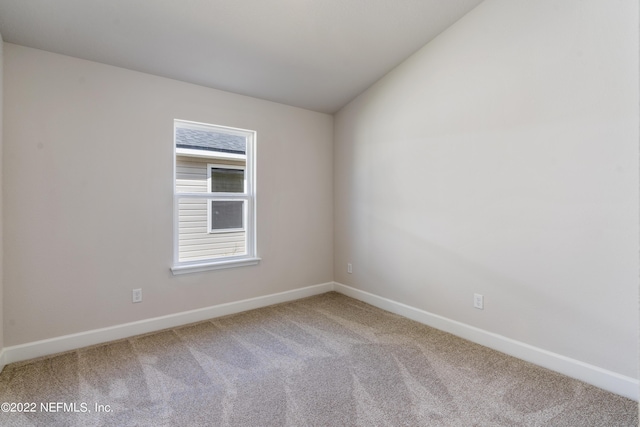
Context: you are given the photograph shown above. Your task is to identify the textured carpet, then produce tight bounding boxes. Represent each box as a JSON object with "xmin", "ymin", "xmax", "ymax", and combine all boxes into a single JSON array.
[{"xmin": 0, "ymin": 292, "xmax": 636, "ymax": 426}]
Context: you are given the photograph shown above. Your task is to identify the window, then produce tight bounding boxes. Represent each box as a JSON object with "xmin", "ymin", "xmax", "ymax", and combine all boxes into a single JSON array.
[
  {"xmin": 172, "ymin": 120, "xmax": 259, "ymax": 274},
  {"xmin": 207, "ymin": 165, "xmax": 245, "ymax": 233}
]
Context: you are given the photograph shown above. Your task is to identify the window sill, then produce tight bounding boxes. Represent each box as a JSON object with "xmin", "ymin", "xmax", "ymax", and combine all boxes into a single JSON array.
[{"xmin": 171, "ymin": 257, "xmax": 261, "ymax": 275}]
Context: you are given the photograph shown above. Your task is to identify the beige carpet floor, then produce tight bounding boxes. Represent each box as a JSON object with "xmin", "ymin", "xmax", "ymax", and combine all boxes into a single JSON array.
[{"xmin": 0, "ymin": 292, "xmax": 636, "ymax": 426}]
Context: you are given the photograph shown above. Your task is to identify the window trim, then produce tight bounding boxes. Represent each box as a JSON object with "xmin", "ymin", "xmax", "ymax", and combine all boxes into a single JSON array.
[{"xmin": 171, "ymin": 119, "xmax": 260, "ymax": 275}]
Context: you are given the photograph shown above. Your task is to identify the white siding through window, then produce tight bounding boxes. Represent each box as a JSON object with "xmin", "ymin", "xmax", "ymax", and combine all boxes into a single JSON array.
[{"xmin": 176, "ymin": 156, "xmax": 245, "ymax": 262}]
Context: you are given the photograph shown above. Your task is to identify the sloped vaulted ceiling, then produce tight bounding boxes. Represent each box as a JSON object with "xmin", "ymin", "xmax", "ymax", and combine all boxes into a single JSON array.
[{"xmin": 0, "ymin": 0, "xmax": 483, "ymax": 113}]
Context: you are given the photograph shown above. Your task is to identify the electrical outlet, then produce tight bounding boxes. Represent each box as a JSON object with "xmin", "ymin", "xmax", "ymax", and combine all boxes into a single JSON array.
[
  {"xmin": 347, "ymin": 263, "xmax": 353, "ymax": 274},
  {"xmin": 473, "ymin": 293, "xmax": 483, "ymax": 310},
  {"xmin": 132, "ymin": 288, "xmax": 142, "ymax": 303}
]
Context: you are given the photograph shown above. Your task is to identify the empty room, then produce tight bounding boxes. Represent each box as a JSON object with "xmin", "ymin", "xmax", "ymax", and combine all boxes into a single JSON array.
[{"xmin": 0, "ymin": 0, "xmax": 637, "ymax": 425}]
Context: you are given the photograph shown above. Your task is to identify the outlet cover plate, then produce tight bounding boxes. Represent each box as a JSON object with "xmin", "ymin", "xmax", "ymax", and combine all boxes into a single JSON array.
[{"xmin": 473, "ymin": 293, "xmax": 483, "ymax": 310}]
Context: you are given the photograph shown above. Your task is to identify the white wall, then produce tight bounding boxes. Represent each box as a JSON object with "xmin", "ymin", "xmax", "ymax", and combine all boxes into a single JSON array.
[
  {"xmin": 3, "ymin": 43, "xmax": 333, "ymax": 346},
  {"xmin": 0, "ymin": 33, "xmax": 4, "ymax": 364},
  {"xmin": 334, "ymin": 0, "xmax": 639, "ymax": 379}
]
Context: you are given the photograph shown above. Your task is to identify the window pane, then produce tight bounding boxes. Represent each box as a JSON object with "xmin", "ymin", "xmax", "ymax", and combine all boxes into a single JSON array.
[
  {"xmin": 177, "ymin": 196, "xmax": 247, "ymax": 262},
  {"xmin": 211, "ymin": 200, "xmax": 244, "ymax": 230},
  {"xmin": 210, "ymin": 168, "xmax": 244, "ymax": 193}
]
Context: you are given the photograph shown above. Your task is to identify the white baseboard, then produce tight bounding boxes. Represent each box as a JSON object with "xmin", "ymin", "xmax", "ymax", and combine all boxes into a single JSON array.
[
  {"xmin": 333, "ymin": 282, "xmax": 639, "ymax": 401},
  {"xmin": 1, "ymin": 282, "xmax": 334, "ymax": 368}
]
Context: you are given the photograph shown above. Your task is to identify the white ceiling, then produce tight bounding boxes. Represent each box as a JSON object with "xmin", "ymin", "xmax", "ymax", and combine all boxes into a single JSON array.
[{"xmin": 0, "ymin": 0, "xmax": 483, "ymax": 113}]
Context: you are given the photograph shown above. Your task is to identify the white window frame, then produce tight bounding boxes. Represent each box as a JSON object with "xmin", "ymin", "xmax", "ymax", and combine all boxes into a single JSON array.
[{"xmin": 172, "ymin": 119, "xmax": 259, "ymax": 275}]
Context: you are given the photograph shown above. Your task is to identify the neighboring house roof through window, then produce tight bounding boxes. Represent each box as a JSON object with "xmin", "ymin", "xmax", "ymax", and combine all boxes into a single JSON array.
[{"xmin": 176, "ymin": 127, "xmax": 246, "ymax": 155}]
